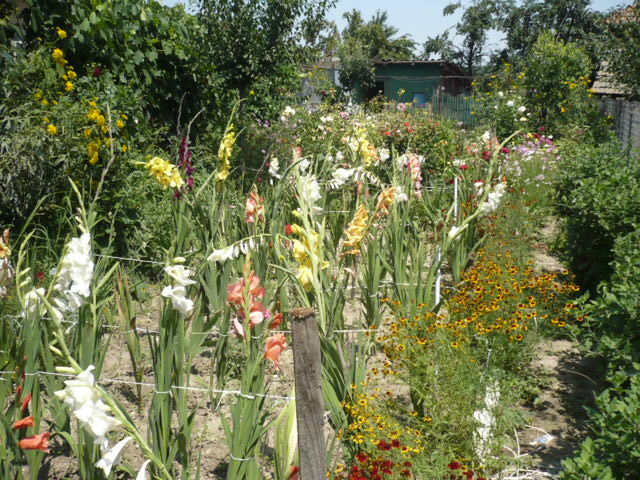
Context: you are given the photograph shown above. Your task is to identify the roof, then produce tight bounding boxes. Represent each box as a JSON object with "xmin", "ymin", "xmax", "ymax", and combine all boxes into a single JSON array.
[
  {"xmin": 592, "ymin": 62, "xmax": 630, "ymax": 96},
  {"xmin": 373, "ymin": 59, "xmax": 467, "ymax": 76}
]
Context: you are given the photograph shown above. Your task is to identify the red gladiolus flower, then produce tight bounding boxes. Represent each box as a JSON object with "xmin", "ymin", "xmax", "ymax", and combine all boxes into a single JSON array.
[
  {"xmin": 16, "ymin": 385, "xmax": 23, "ymax": 398},
  {"xmin": 19, "ymin": 432, "xmax": 50, "ymax": 453},
  {"xmin": 21, "ymin": 393, "xmax": 32, "ymax": 412},
  {"xmin": 265, "ymin": 333, "xmax": 287, "ymax": 367},
  {"xmin": 13, "ymin": 416, "xmax": 35, "ymax": 429},
  {"xmin": 288, "ymin": 465, "xmax": 300, "ymax": 480},
  {"xmin": 269, "ymin": 312, "xmax": 283, "ymax": 329},
  {"xmin": 285, "ymin": 224, "xmax": 294, "ymax": 235},
  {"xmin": 448, "ymin": 461, "xmax": 462, "ymax": 470}
]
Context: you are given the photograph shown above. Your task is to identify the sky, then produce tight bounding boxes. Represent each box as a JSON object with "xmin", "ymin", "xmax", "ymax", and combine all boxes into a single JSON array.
[{"xmin": 162, "ymin": 0, "xmax": 634, "ymax": 54}]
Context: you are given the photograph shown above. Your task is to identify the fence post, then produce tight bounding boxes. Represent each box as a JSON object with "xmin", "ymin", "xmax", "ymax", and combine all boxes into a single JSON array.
[{"xmin": 290, "ymin": 307, "xmax": 325, "ymax": 480}]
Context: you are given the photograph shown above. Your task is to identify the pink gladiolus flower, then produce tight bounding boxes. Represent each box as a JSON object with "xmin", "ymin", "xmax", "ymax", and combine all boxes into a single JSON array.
[
  {"xmin": 245, "ymin": 191, "xmax": 265, "ymax": 223},
  {"xmin": 232, "ymin": 317, "xmax": 245, "ymax": 339},
  {"xmin": 227, "ymin": 273, "xmax": 265, "ymax": 305}
]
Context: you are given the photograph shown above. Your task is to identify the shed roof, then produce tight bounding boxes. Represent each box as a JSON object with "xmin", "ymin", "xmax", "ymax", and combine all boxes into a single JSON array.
[{"xmin": 592, "ymin": 62, "xmax": 630, "ymax": 96}]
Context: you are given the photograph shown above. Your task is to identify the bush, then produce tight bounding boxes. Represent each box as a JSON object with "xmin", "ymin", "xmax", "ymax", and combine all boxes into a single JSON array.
[
  {"xmin": 554, "ymin": 137, "xmax": 640, "ymax": 291},
  {"xmin": 561, "ymin": 367, "xmax": 640, "ymax": 480}
]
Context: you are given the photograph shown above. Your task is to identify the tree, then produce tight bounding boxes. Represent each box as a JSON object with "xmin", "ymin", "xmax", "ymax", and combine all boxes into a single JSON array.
[
  {"xmin": 603, "ymin": 2, "xmax": 640, "ymax": 98},
  {"xmin": 497, "ymin": 0, "xmax": 602, "ymax": 63},
  {"xmin": 196, "ymin": 0, "xmax": 334, "ymax": 118},
  {"xmin": 338, "ymin": 9, "xmax": 416, "ymax": 91},
  {"xmin": 422, "ymin": 1, "xmax": 504, "ymax": 76}
]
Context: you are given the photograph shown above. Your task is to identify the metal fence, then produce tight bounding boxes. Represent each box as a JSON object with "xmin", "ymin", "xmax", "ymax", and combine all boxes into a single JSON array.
[
  {"xmin": 431, "ymin": 89, "xmax": 477, "ymax": 126},
  {"xmin": 601, "ymin": 97, "xmax": 640, "ymax": 152}
]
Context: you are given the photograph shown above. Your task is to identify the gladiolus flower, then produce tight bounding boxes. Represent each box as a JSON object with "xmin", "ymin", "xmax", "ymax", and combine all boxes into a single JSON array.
[
  {"xmin": 96, "ymin": 437, "xmax": 132, "ymax": 476},
  {"xmin": 226, "ymin": 273, "xmax": 265, "ymax": 305},
  {"xmin": 269, "ymin": 312, "xmax": 283, "ymax": 329},
  {"xmin": 237, "ymin": 300, "xmax": 268, "ymax": 328},
  {"xmin": 21, "ymin": 393, "xmax": 32, "ymax": 412},
  {"xmin": 245, "ymin": 191, "xmax": 265, "ymax": 223},
  {"xmin": 265, "ymin": 333, "xmax": 287, "ymax": 367},
  {"xmin": 288, "ymin": 466, "xmax": 300, "ymax": 480},
  {"xmin": 217, "ymin": 125, "xmax": 236, "ymax": 182},
  {"xmin": 19, "ymin": 432, "xmax": 50, "ymax": 453},
  {"xmin": 13, "ymin": 416, "xmax": 35, "ymax": 429},
  {"xmin": 343, "ymin": 204, "xmax": 369, "ymax": 255},
  {"xmin": 285, "ymin": 224, "xmax": 294, "ymax": 235}
]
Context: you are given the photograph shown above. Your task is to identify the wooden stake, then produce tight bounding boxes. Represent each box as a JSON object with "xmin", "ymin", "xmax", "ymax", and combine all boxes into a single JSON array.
[{"xmin": 290, "ymin": 307, "xmax": 325, "ymax": 480}]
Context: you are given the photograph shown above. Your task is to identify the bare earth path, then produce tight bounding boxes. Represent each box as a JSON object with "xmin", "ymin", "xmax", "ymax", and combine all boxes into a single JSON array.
[{"xmin": 517, "ymin": 219, "xmax": 605, "ymax": 478}]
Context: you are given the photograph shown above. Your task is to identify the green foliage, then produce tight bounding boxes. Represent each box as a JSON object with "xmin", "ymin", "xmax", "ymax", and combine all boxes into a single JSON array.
[
  {"xmin": 196, "ymin": 0, "xmax": 334, "ymax": 120},
  {"xmin": 561, "ymin": 368, "xmax": 640, "ymax": 480},
  {"xmin": 602, "ymin": 3, "xmax": 640, "ymax": 99},
  {"xmin": 1, "ymin": 0, "xmax": 197, "ymax": 119},
  {"xmin": 520, "ymin": 32, "xmax": 594, "ymax": 131},
  {"xmin": 338, "ymin": 9, "xmax": 416, "ymax": 92},
  {"xmin": 554, "ymin": 137, "xmax": 640, "ymax": 290}
]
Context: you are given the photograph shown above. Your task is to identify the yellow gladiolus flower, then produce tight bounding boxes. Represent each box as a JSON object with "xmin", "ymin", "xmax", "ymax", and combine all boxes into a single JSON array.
[
  {"xmin": 144, "ymin": 156, "xmax": 184, "ymax": 189},
  {"xmin": 216, "ymin": 124, "xmax": 236, "ymax": 182},
  {"xmin": 343, "ymin": 204, "xmax": 369, "ymax": 255}
]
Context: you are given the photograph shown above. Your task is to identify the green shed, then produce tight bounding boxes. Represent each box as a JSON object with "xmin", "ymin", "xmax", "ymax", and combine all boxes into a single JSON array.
[{"xmin": 361, "ymin": 60, "xmax": 469, "ymax": 107}]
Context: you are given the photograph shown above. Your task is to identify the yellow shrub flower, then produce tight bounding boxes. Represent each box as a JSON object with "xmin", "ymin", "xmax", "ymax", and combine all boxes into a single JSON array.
[
  {"xmin": 57, "ymin": 27, "xmax": 67, "ymax": 39},
  {"xmin": 343, "ymin": 204, "xmax": 369, "ymax": 255},
  {"xmin": 67, "ymin": 70, "xmax": 77, "ymax": 80},
  {"xmin": 52, "ymin": 48, "xmax": 67, "ymax": 66},
  {"xmin": 87, "ymin": 139, "xmax": 101, "ymax": 165},
  {"xmin": 47, "ymin": 124, "xmax": 58, "ymax": 135},
  {"xmin": 65, "ymin": 81, "xmax": 74, "ymax": 92},
  {"xmin": 42, "ymin": 99, "xmax": 49, "ymax": 106},
  {"xmin": 216, "ymin": 124, "xmax": 236, "ymax": 182},
  {"xmin": 144, "ymin": 156, "xmax": 184, "ymax": 189},
  {"xmin": 84, "ymin": 128, "xmax": 92, "ymax": 137},
  {"xmin": 116, "ymin": 119, "xmax": 125, "ymax": 129}
]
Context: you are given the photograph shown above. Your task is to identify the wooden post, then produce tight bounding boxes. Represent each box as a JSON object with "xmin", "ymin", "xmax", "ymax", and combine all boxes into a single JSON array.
[{"xmin": 290, "ymin": 307, "xmax": 325, "ymax": 480}]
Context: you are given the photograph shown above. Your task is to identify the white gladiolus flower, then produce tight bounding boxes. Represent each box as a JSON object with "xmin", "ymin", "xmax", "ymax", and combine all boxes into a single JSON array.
[
  {"xmin": 506, "ymin": 100, "xmax": 514, "ymax": 107},
  {"xmin": 474, "ymin": 181, "xmax": 485, "ymax": 195},
  {"xmin": 54, "ymin": 233, "xmax": 94, "ymax": 312},
  {"xmin": 448, "ymin": 224, "xmax": 468, "ymax": 240},
  {"xmin": 136, "ymin": 460, "xmax": 152, "ymax": 480},
  {"xmin": 395, "ymin": 187, "xmax": 408, "ymax": 202},
  {"xmin": 481, "ymin": 131, "xmax": 491, "ymax": 143},
  {"xmin": 474, "ymin": 384, "xmax": 500, "ymax": 461},
  {"xmin": 329, "ymin": 168, "xmax": 355, "ymax": 189},
  {"xmin": 298, "ymin": 159, "xmax": 310, "ymax": 172},
  {"xmin": 96, "ymin": 437, "xmax": 132, "ymax": 476},
  {"xmin": 336, "ymin": 151, "xmax": 345, "ymax": 162},
  {"xmin": 480, "ymin": 182, "xmax": 507, "ymax": 213},
  {"xmin": 55, "ymin": 366, "xmax": 121, "ymax": 449},
  {"xmin": 164, "ymin": 265, "xmax": 196, "ymax": 287},
  {"xmin": 300, "ymin": 175, "xmax": 321, "ymax": 206},
  {"xmin": 268, "ymin": 158, "xmax": 281, "ymax": 179},
  {"xmin": 378, "ymin": 148, "xmax": 390, "ymax": 162},
  {"xmin": 207, "ymin": 245, "xmax": 236, "ymax": 263},
  {"xmin": 22, "ymin": 288, "xmax": 45, "ymax": 321},
  {"xmin": 161, "ymin": 285, "xmax": 194, "ymax": 316}
]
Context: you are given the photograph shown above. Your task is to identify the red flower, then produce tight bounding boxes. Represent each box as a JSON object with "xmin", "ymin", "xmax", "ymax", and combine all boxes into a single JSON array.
[
  {"xmin": 377, "ymin": 440, "xmax": 392, "ymax": 451},
  {"xmin": 391, "ymin": 439, "xmax": 400, "ymax": 448},
  {"xmin": 21, "ymin": 393, "xmax": 32, "ymax": 412},
  {"xmin": 448, "ymin": 461, "xmax": 462, "ymax": 470},
  {"xmin": 400, "ymin": 469, "xmax": 412, "ymax": 477},
  {"xmin": 355, "ymin": 453, "xmax": 369, "ymax": 463},
  {"xmin": 35, "ymin": 271, "xmax": 45, "ymax": 283},
  {"xmin": 288, "ymin": 465, "xmax": 300, "ymax": 480},
  {"xmin": 482, "ymin": 151, "xmax": 492, "ymax": 161},
  {"xmin": 269, "ymin": 312, "xmax": 283, "ymax": 329},
  {"xmin": 501, "ymin": 147, "xmax": 511, "ymax": 154},
  {"xmin": 459, "ymin": 164, "xmax": 469, "ymax": 170},
  {"xmin": 403, "ymin": 461, "xmax": 413, "ymax": 467},
  {"xmin": 93, "ymin": 66, "xmax": 102, "ymax": 77},
  {"xmin": 464, "ymin": 471, "xmax": 475, "ymax": 479},
  {"xmin": 404, "ymin": 122, "xmax": 410, "ymax": 127},
  {"xmin": 19, "ymin": 432, "xmax": 50, "ymax": 453},
  {"xmin": 264, "ymin": 333, "xmax": 287, "ymax": 367},
  {"xmin": 285, "ymin": 224, "xmax": 294, "ymax": 235},
  {"xmin": 13, "ymin": 416, "xmax": 35, "ymax": 429}
]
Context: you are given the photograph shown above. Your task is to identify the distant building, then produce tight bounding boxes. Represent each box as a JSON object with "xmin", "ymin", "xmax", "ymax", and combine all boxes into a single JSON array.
[
  {"xmin": 362, "ymin": 60, "xmax": 470, "ymax": 106},
  {"xmin": 301, "ymin": 56, "xmax": 342, "ymax": 108}
]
